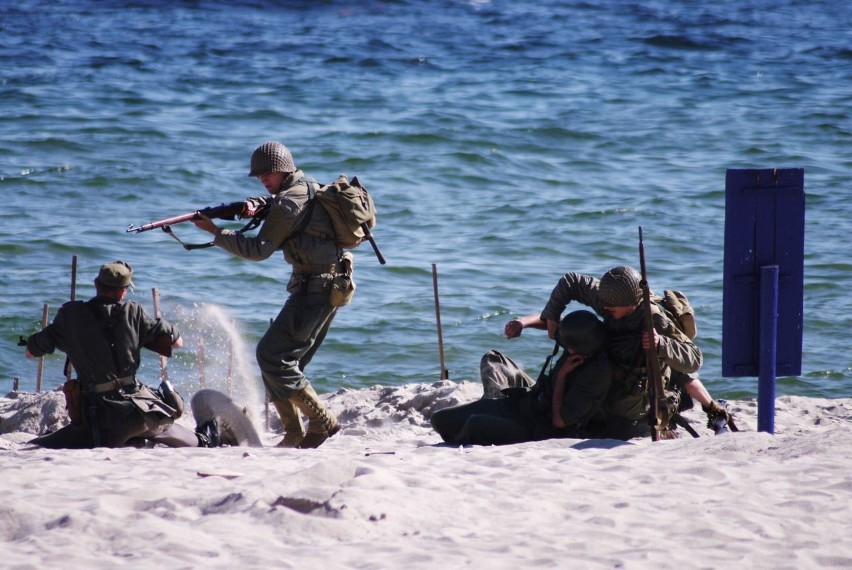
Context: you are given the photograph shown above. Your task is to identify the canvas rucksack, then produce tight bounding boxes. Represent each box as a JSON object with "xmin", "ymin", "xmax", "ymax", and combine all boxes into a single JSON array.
[
  {"xmin": 305, "ymin": 174, "xmax": 377, "ymax": 249},
  {"xmin": 655, "ymin": 289, "xmax": 697, "ymax": 339}
]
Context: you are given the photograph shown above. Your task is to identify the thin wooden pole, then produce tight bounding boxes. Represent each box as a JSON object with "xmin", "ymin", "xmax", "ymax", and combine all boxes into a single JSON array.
[
  {"xmin": 432, "ymin": 263, "xmax": 449, "ymax": 380},
  {"xmin": 35, "ymin": 303, "xmax": 49, "ymax": 392},
  {"xmin": 70, "ymin": 255, "xmax": 77, "ymax": 301},
  {"xmin": 151, "ymin": 288, "xmax": 169, "ymax": 382},
  {"xmin": 63, "ymin": 255, "xmax": 78, "ymax": 385}
]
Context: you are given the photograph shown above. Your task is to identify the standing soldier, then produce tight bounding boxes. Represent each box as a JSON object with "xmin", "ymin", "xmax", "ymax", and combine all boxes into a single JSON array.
[{"xmin": 192, "ymin": 141, "xmax": 345, "ymax": 448}]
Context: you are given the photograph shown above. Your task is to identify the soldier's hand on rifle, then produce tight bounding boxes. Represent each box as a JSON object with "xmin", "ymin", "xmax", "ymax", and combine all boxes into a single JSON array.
[
  {"xmin": 191, "ymin": 213, "xmax": 220, "ymax": 235},
  {"xmin": 642, "ymin": 329, "xmax": 659, "ymax": 350}
]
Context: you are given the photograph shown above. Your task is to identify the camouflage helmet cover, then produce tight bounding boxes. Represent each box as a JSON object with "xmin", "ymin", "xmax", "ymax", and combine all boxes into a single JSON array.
[
  {"xmin": 558, "ymin": 310, "xmax": 606, "ymax": 355},
  {"xmin": 248, "ymin": 141, "xmax": 295, "ymax": 177},
  {"xmin": 597, "ymin": 265, "xmax": 643, "ymax": 307}
]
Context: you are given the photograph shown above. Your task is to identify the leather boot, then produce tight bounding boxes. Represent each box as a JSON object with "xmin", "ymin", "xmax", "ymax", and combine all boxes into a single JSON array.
[
  {"xmin": 195, "ymin": 419, "xmax": 220, "ymax": 448},
  {"xmin": 288, "ymin": 384, "xmax": 340, "ymax": 449},
  {"xmin": 272, "ymin": 399, "xmax": 305, "ymax": 448}
]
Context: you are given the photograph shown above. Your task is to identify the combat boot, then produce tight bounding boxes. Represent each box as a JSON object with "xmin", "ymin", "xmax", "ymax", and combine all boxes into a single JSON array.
[
  {"xmin": 703, "ymin": 399, "xmax": 736, "ymax": 435},
  {"xmin": 272, "ymin": 398, "xmax": 306, "ymax": 448},
  {"xmin": 288, "ymin": 384, "xmax": 340, "ymax": 449},
  {"xmin": 196, "ymin": 419, "xmax": 220, "ymax": 448}
]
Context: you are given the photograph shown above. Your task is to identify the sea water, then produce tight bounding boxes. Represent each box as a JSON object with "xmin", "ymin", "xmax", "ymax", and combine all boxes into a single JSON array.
[{"xmin": 1, "ymin": 0, "xmax": 850, "ymax": 400}]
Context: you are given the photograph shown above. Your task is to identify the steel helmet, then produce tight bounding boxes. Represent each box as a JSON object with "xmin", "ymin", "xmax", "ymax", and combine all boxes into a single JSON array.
[
  {"xmin": 558, "ymin": 310, "xmax": 606, "ymax": 355},
  {"xmin": 248, "ymin": 141, "xmax": 295, "ymax": 177},
  {"xmin": 598, "ymin": 265, "xmax": 643, "ymax": 307}
]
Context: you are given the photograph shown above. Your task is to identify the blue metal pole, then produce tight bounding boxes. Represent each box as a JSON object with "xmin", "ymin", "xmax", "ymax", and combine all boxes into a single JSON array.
[{"xmin": 758, "ymin": 265, "xmax": 779, "ymax": 434}]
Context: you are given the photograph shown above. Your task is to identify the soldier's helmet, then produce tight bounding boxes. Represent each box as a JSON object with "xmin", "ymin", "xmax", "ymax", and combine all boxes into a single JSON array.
[
  {"xmin": 597, "ymin": 265, "xmax": 643, "ymax": 307},
  {"xmin": 248, "ymin": 141, "xmax": 295, "ymax": 177},
  {"xmin": 558, "ymin": 310, "xmax": 606, "ymax": 356}
]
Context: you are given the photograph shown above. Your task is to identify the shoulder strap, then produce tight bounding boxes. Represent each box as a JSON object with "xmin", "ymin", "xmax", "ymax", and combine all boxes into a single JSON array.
[
  {"xmin": 536, "ymin": 341, "xmax": 561, "ymax": 383},
  {"xmin": 279, "ymin": 177, "xmax": 320, "ymax": 248}
]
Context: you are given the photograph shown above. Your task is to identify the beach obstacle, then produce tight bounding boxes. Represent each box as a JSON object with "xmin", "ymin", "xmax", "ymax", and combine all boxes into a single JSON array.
[
  {"xmin": 60, "ymin": 255, "xmax": 78, "ymax": 389},
  {"xmin": 432, "ymin": 263, "xmax": 449, "ymax": 380},
  {"xmin": 35, "ymin": 303, "xmax": 48, "ymax": 392},
  {"xmin": 722, "ymin": 168, "xmax": 805, "ymax": 434},
  {"xmin": 26, "ymin": 255, "xmax": 77, "ymax": 392}
]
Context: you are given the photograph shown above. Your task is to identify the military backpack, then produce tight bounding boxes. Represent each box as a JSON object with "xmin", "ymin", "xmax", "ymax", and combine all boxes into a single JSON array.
[
  {"xmin": 305, "ymin": 174, "xmax": 377, "ymax": 249},
  {"xmin": 655, "ymin": 289, "xmax": 697, "ymax": 339}
]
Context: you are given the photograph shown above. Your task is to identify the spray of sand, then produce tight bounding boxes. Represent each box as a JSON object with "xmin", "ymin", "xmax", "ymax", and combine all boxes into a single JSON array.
[{"xmin": 169, "ymin": 303, "xmax": 267, "ymax": 429}]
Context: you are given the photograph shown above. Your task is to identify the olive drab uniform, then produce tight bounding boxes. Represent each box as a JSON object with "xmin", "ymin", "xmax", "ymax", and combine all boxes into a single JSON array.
[
  {"xmin": 540, "ymin": 272, "xmax": 702, "ymax": 439},
  {"xmin": 26, "ymin": 297, "xmax": 182, "ymax": 448},
  {"xmin": 431, "ymin": 349, "xmax": 612, "ymax": 445},
  {"xmin": 431, "ymin": 310, "xmax": 613, "ymax": 445},
  {"xmin": 213, "ymin": 169, "xmax": 348, "ymax": 399}
]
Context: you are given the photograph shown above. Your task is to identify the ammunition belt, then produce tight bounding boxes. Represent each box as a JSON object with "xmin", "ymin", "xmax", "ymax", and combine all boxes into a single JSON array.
[
  {"xmin": 291, "ymin": 262, "xmax": 342, "ymax": 275},
  {"xmin": 87, "ymin": 375, "xmax": 137, "ymax": 394}
]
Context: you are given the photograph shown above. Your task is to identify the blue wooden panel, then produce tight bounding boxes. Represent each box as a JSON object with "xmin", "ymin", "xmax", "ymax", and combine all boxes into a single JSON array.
[{"xmin": 722, "ymin": 168, "xmax": 805, "ymax": 377}]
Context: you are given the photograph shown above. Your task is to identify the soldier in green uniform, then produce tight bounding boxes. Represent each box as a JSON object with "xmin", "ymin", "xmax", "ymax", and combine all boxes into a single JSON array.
[
  {"xmin": 25, "ymin": 261, "xmax": 215, "ymax": 448},
  {"xmin": 431, "ymin": 310, "xmax": 612, "ymax": 445},
  {"xmin": 192, "ymin": 141, "xmax": 343, "ymax": 448},
  {"xmin": 509, "ymin": 266, "xmax": 734, "ymax": 439}
]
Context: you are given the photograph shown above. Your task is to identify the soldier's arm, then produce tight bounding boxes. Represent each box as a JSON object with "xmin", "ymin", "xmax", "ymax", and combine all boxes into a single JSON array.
[
  {"xmin": 25, "ymin": 307, "xmax": 66, "ymax": 358},
  {"xmin": 540, "ymin": 273, "xmax": 602, "ymax": 322}
]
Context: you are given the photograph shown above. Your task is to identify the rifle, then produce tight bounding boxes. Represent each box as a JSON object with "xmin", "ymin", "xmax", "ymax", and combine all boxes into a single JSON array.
[
  {"xmin": 126, "ymin": 197, "xmax": 271, "ymax": 250},
  {"xmin": 638, "ymin": 227, "xmax": 677, "ymax": 441}
]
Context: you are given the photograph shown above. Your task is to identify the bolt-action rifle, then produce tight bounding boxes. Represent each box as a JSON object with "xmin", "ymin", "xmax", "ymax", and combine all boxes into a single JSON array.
[
  {"xmin": 126, "ymin": 196, "xmax": 271, "ymax": 250},
  {"xmin": 638, "ymin": 227, "xmax": 678, "ymax": 442}
]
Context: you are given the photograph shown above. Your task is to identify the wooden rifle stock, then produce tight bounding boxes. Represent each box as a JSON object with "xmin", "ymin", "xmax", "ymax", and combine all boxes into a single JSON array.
[{"xmin": 638, "ymin": 226, "xmax": 674, "ymax": 441}]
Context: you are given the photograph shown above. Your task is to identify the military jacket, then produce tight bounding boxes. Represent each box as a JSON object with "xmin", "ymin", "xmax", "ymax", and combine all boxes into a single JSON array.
[
  {"xmin": 213, "ymin": 170, "xmax": 342, "ymax": 270},
  {"xmin": 540, "ymin": 272, "xmax": 702, "ymax": 420},
  {"xmin": 531, "ymin": 349, "xmax": 613, "ymax": 429},
  {"xmin": 26, "ymin": 296, "xmax": 179, "ymax": 388}
]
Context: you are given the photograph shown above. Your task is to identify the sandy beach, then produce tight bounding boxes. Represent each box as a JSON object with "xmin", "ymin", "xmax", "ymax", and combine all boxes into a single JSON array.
[{"xmin": 2, "ymin": 382, "xmax": 851, "ymax": 569}]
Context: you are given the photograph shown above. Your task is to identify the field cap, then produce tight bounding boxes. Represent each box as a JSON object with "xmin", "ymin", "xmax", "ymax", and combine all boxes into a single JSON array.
[{"xmin": 97, "ymin": 260, "xmax": 134, "ymax": 288}]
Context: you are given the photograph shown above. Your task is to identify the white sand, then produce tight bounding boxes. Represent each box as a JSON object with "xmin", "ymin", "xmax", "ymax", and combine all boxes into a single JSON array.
[{"xmin": 2, "ymin": 382, "xmax": 851, "ymax": 569}]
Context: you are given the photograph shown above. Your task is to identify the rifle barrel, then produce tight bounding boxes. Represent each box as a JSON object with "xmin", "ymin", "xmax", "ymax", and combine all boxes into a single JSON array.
[
  {"xmin": 127, "ymin": 211, "xmax": 200, "ymax": 233},
  {"xmin": 639, "ymin": 226, "xmax": 668, "ymax": 441}
]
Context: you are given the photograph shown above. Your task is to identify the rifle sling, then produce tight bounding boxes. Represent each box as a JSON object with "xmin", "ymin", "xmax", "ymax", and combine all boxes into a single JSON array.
[{"xmin": 161, "ymin": 214, "xmax": 266, "ymax": 251}]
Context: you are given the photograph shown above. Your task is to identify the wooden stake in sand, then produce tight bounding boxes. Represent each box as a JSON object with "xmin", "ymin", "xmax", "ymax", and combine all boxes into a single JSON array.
[
  {"xmin": 62, "ymin": 255, "xmax": 78, "ymax": 386},
  {"xmin": 35, "ymin": 303, "xmax": 49, "ymax": 392},
  {"xmin": 432, "ymin": 263, "xmax": 449, "ymax": 380},
  {"xmin": 151, "ymin": 288, "xmax": 169, "ymax": 382}
]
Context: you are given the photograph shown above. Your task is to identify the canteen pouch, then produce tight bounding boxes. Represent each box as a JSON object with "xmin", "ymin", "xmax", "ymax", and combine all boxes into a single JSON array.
[
  {"xmin": 329, "ymin": 252, "xmax": 356, "ymax": 307},
  {"xmin": 126, "ymin": 384, "xmax": 178, "ymax": 418},
  {"xmin": 100, "ymin": 384, "xmax": 177, "ymax": 436}
]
